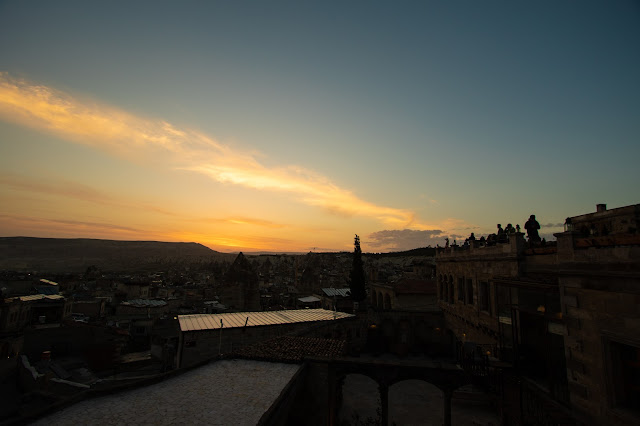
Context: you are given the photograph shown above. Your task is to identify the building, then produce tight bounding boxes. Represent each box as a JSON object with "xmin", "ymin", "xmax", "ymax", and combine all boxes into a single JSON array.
[
  {"xmin": 436, "ymin": 203, "xmax": 640, "ymax": 425},
  {"xmin": 554, "ymin": 203, "xmax": 640, "ymax": 425},
  {"xmin": 371, "ymin": 278, "xmax": 438, "ymax": 312},
  {"xmin": 218, "ymin": 252, "xmax": 260, "ymax": 312},
  {"xmin": 177, "ymin": 308, "xmax": 355, "ymax": 368},
  {"xmin": 317, "ymin": 288, "xmax": 352, "ymax": 313}
]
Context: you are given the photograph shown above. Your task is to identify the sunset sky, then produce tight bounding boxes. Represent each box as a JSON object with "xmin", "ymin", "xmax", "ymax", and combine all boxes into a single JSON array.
[{"xmin": 1, "ymin": 1, "xmax": 639, "ymax": 253}]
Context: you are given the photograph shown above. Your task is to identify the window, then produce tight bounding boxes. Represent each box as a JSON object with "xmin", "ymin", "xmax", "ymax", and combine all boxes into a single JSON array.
[
  {"xmin": 448, "ymin": 278, "xmax": 454, "ymax": 304},
  {"xmin": 479, "ymin": 281, "xmax": 490, "ymax": 313},
  {"xmin": 457, "ymin": 278, "xmax": 465, "ymax": 302},
  {"xmin": 466, "ymin": 279, "xmax": 474, "ymax": 305},
  {"xmin": 609, "ymin": 340, "xmax": 640, "ymax": 413}
]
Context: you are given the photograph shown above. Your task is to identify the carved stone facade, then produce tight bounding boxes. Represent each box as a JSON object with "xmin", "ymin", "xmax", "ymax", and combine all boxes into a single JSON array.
[
  {"xmin": 555, "ymin": 204, "xmax": 640, "ymax": 426},
  {"xmin": 436, "ymin": 203, "xmax": 640, "ymax": 426}
]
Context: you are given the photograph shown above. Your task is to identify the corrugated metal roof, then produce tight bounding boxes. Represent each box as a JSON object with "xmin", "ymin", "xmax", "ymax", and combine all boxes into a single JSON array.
[
  {"xmin": 321, "ymin": 288, "xmax": 351, "ymax": 298},
  {"xmin": 298, "ymin": 296, "xmax": 321, "ymax": 303},
  {"xmin": 178, "ymin": 308, "xmax": 354, "ymax": 332},
  {"xmin": 9, "ymin": 294, "xmax": 64, "ymax": 302},
  {"xmin": 121, "ymin": 299, "xmax": 167, "ymax": 307}
]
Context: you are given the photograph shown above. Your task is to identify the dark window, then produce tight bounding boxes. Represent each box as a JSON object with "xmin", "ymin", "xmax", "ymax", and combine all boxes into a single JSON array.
[
  {"xmin": 449, "ymin": 280, "xmax": 454, "ymax": 304},
  {"xmin": 496, "ymin": 285, "xmax": 511, "ymax": 318},
  {"xmin": 610, "ymin": 341, "xmax": 640, "ymax": 413},
  {"xmin": 466, "ymin": 279, "xmax": 474, "ymax": 305},
  {"xmin": 457, "ymin": 278, "xmax": 465, "ymax": 301},
  {"xmin": 479, "ymin": 281, "xmax": 490, "ymax": 312}
]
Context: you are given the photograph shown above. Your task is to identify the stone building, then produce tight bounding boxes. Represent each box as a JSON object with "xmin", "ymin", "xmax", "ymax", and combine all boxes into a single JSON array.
[
  {"xmin": 176, "ymin": 308, "xmax": 355, "ymax": 368},
  {"xmin": 555, "ymin": 203, "xmax": 640, "ymax": 425},
  {"xmin": 371, "ymin": 278, "xmax": 438, "ymax": 312},
  {"xmin": 436, "ymin": 203, "xmax": 640, "ymax": 425},
  {"xmin": 218, "ymin": 252, "xmax": 260, "ymax": 312}
]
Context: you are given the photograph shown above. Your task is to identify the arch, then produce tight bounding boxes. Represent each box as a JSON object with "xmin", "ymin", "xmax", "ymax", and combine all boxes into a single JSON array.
[
  {"xmin": 377, "ymin": 291, "xmax": 383, "ymax": 309},
  {"xmin": 0, "ymin": 342, "xmax": 9, "ymax": 358},
  {"xmin": 384, "ymin": 293, "xmax": 392, "ymax": 310},
  {"xmin": 339, "ymin": 373, "xmax": 380, "ymax": 425},
  {"xmin": 448, "ymin": 275, "xmax": 454, "ymax": 304},
  {"xmin": 389, "ymin": 379, "xmax": 443, "ymax": 426}
]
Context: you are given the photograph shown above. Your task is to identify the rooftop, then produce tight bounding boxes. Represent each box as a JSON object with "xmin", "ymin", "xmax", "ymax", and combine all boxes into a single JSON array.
[
  {"xmin": 33, "ymin": 359, "xmax": 300, "ymax": 426},
  {"xmin": 321, "ymin": 288, "xmax": 351, "ymax": 298},
  {"xmin": 121, "ymin": 299, "xmax": 167, "ymax": 307},
  {"xmin": 179, "ymin": 308, "xmax": 354, "ymax": 332},
  {"xmin": 233, "ymin": 335, "xmax": 347, "ymax": 362},
  {"xmin": 6, "ymin": 294, "xmax": 64, "ymax": 303}
]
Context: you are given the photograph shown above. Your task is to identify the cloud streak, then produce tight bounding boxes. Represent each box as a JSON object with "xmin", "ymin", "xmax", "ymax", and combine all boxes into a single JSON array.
[
  {"xmin": 367, "ymin": 229, "xmax": 445, "ymax": 251},
  {"xmin": 0, "ymin": 72, "xmax": 414, "ymax": 227}
]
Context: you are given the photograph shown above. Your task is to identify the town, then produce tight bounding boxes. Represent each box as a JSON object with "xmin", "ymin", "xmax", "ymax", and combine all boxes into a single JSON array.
[{"xmin": 0, "ymin": 202, "xmax": 638, "ymax": 425}]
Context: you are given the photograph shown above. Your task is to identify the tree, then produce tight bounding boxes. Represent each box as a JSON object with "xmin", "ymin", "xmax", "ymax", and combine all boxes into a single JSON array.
[{"xmin": 349, "ymin": 234, "xmax": 367, "ymax": 302}]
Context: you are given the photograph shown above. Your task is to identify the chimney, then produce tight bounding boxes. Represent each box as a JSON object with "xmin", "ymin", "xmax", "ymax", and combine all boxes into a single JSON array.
[{"xmin": 596, "ymin": 204, "xmax": 607, "ymax": 213}]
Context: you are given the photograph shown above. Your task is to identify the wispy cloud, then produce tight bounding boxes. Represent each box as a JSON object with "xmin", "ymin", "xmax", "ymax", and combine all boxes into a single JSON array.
[
  {"xmin": 0, "ymin": 172, "xmax": 180, "ymax": 217},
  {"xmin": 0, "ymin": 214, "xmax": 147, "ymax": 237},
  {"xmin": 0, "ymin": 72, "xmax": 414, "ymax": 227},
  {"xmin": 542, "ymin": 222, "xmax": 564, "ymax": 228},
  {"xmin": 367, "ymin": 229, "xmax": 445, "ymax": 251},
  {"xmin": 1, "ymin": 173, "xmax": 294, "ymax": 232}
]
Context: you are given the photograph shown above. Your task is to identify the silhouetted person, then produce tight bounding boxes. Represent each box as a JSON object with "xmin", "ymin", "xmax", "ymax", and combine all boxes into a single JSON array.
[
  {"xmin": 525, "ymin": 215, "xmax": 541, "ymax": 243},
  {"xmin": 505, "ymin": 223, "xmax": 515, "ymax": 234},
  {"xmin": 469, "ymin": 233, "xmax": 476, "ymax": 241},
  {"xmin": 497, "ymin": 224, "xmax": 508, "ymax": 243}
]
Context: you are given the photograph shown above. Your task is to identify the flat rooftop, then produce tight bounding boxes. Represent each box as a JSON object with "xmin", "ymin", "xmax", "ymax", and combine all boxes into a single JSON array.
[
  {"xmin": 179, "ymin": 308, "xmax": 354, "ymax": 332},
  {"xmin": 33, "ymin": 359, "xmax": 300, "ymax": 426}
]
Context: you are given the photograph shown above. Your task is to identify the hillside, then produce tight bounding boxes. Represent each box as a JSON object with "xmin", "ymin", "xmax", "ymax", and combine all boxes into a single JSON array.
[{"xmin": 0, "ymin": 237, "xmax": 235, "ymax": 272}]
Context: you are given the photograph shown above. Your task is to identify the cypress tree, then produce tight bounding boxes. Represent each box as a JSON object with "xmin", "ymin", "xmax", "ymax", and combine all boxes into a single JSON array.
[{"xmin": 349, "ymin": 234, "xmax": 367, "ymax": 302}]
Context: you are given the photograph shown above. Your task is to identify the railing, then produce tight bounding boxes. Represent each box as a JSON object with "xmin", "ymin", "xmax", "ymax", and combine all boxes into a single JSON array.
[
  {"xmin": 520, "ymin": 377, "xmax": 575, "ymax": 426},
  {"xmin": 457, "ymin": 351, "xmax": 578, "ymax": 426}
]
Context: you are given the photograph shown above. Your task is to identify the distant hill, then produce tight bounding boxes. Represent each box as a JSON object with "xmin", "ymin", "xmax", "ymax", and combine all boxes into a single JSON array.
[
  {"xmin": 0, "ymin": 237, "xmax": 235, "ymax": 273},
  {"xmin": 366, "ymin": 247, "xmax": 436, "ymax": 258}
]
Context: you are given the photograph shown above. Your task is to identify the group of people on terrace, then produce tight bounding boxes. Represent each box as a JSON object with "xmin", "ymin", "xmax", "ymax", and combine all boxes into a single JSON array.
[{"xmin": 443, "ymin": 215, "xmax": 542, "ymax": 250}]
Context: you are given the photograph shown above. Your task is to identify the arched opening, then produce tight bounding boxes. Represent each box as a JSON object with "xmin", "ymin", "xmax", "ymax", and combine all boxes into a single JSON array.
[
  {"xmin": 389, "ymin": 379, "xmax": 443, "ymax": 425},
  {"xmin": 339, "ymin": 373, "xmax": 380, "ymax": 425},
  {"xmin": 0, "ymin": 342, "xmax": 9, "ymax": 358},
  {"xmin": 448, "ymin": 275, "xmax": 454, "ymax": 304},
  {"xmin": 384, "ymin": 293, "xmax": 391, "ymax": 310},
  {"xmin": 443, "ymin": 276, "xmax": 448, "ymax": 301},
  {"xmin": 450, "ymin": 384, "xmax": 499, "ymax": 425},
  {"xmin": 377, "ymin": 291, "xmax": 383, "ymax": 309},
  {"xmin": 372, "ymin": 291, "xmax": 378, "ymax": 307}
]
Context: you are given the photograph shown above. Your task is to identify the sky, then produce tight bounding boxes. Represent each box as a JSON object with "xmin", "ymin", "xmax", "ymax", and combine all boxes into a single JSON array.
[{"xmin": 1, "ymin": 1, "xmax": 639, "ymax": 253}]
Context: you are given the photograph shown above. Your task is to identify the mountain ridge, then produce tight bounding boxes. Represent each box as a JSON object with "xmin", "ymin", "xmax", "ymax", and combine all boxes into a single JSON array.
[{"xmin": 0, "ymin": 236, "xmax": 234, "ymax": 272}]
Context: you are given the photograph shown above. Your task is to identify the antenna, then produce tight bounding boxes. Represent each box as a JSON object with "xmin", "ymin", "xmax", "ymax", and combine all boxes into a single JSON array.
[{"xmin": 218, "ymin": 318, "xmax": 224, "ymax": 356}]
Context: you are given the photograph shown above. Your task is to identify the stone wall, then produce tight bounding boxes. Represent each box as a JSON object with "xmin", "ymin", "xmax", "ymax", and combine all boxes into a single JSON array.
[{"xmin": 557, "ymin": 234, "xmax": 640, "ymax": 426}]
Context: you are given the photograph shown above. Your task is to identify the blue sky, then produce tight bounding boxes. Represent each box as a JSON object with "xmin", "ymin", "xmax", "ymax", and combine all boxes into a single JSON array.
[{"xmin": 1, "ymin": 1, "xmax": 639, "ymax": 252}]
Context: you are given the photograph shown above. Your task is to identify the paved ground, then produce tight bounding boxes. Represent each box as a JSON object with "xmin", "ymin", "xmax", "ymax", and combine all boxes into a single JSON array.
[
  {"xmin": 340, "ymin": 375, "xmax": 499, "ymax": 426},
  {"xmin": 32, "ymin": 359, "xmax": 300, "ymax": 426}
]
